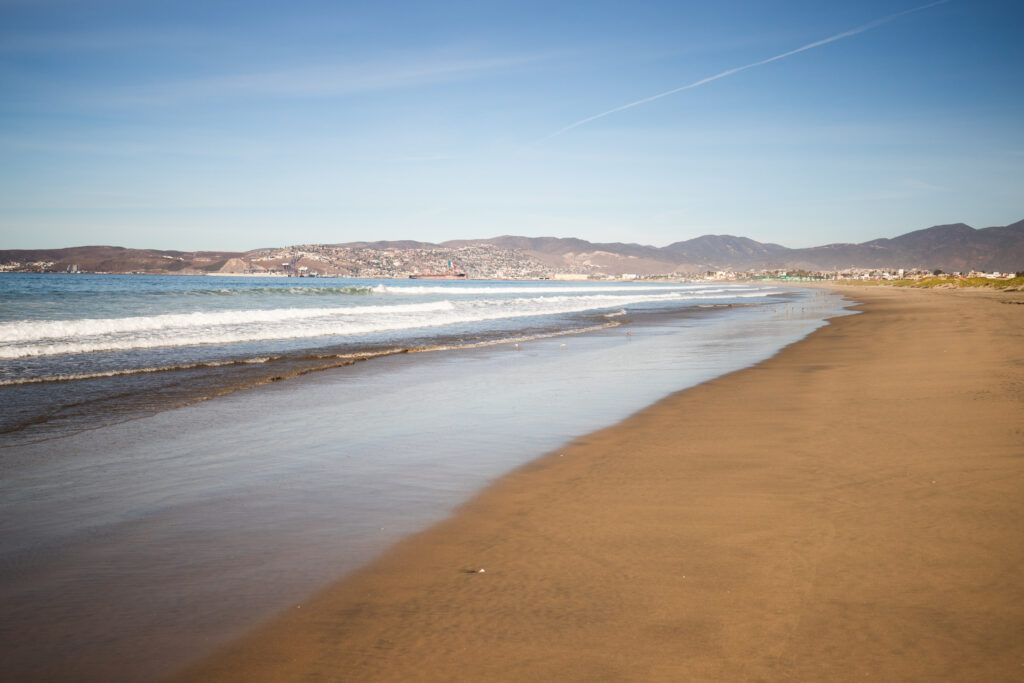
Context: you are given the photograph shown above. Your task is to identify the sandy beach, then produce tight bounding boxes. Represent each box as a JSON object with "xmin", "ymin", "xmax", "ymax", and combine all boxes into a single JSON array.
[{"xmin": 175, "ymin": 285, "xmax": 1024, "ymax": 682}]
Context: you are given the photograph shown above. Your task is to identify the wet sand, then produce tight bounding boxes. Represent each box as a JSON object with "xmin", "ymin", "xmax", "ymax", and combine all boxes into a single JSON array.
[{"xmin": 175, "ymin": 286, "xmax": 1024, "ymax": 682}]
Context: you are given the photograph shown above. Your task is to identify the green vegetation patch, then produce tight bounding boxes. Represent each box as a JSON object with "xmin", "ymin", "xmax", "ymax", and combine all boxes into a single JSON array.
[{"xmin": 890, "ymin": 276, "xmax": 1024, "ymax": 289}]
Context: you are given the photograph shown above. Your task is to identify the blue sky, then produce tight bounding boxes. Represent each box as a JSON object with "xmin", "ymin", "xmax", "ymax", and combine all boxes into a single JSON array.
[{"xmin": 1, "ymin": 0, "xmax": 1022, "ymax": 250}]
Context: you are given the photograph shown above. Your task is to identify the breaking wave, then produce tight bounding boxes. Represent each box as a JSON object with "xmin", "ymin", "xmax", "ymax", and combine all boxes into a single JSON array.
[
  {"xmin": 0, "ymin": 288, "xmax": 786, "ymax": 360},
  {"xmin": 181, "ymin": 286, "xmax": 377, "ymax": 297},
  {"xmin": 0, "ymin": 301, "xmax": 455, "ymax": 344},
  {"xmin": 0, "ymin": 286, "xmax": 786, "ymax": 360}
]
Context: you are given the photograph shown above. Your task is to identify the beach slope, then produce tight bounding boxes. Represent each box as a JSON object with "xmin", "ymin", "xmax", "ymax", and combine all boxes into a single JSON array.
[{"xmin": 176, "ymin": 286, "xmax": 1024, "ymax": 681}]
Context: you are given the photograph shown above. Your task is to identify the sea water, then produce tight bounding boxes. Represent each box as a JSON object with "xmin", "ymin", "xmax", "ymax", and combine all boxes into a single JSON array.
[
  {"xmin": 3, "ymin": 274, "xmax": 812, "ymax": 445},
  {"xmin": 0, "ymin": 274, "xmax": 852, "ymax": 681}
]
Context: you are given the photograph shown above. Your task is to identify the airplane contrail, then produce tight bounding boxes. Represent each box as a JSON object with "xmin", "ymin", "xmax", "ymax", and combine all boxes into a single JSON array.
[{"xmin": 541, "ymin": 0, "xmax": 950, "ymax": 141}]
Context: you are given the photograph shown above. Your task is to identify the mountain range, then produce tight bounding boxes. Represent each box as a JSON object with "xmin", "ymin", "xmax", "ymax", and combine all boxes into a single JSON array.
[
  {"xmin": 2, "ymin": 219, "xmax": 1022, "ymax": 276},
  {"xmin": 438, "ymin": 220, "xmax": 1024, "ymax": 275}
]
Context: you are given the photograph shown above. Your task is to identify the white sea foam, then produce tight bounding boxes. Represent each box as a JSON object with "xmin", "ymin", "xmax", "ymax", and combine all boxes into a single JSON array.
[
  {"xmin": 0, "ymin": 357, "xmax": 276, "ymax": 386},
  {"xmin": 0, "ymin": 287, "xmax": 784, "ymax": 359},
  {"xmin": 182, "ymin": 285, "xmax": 376, "ymax": 297},
  {"xmin": 370, "ymin": 283, "xmax": 753, "ymax": 295},
  {"xmin": 0, "ymin": 301, "xmax": 455, "ymax": 343}
]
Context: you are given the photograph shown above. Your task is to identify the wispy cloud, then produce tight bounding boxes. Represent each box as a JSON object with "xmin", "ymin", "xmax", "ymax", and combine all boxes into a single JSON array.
[
  {"xmin": 541, "ymin": 0, "xmax": 951, "ymax": 141},
  {"xmin": 186, "ymin": 56, "xmax": 532, "ymax": 98},
  {"xmin": 901, "ymin": 178, "xmax": 947, "ymax": 192},
  {"xmin": 74, "ymin": 53, "xmax": 542, "ymax": 107}
]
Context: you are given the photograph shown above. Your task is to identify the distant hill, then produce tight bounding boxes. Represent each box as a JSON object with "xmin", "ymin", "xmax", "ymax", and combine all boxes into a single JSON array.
[
  {"xmin": 662, "ymin": 235, "xmax": 792, "ymax": 270},
  {"xmin": 0, "ymin": 245, "xmax": 242, "ymax": 274},
  {"xmin": 442, "ymin": 236, "xmax": 680, "ymax": 274},
  {"xmin": 2, "ymin": 219, "xmax": 1021, "ymax": 275},
  {"xmin": 441, "ymin": 220, "xmax": 1023, "ymax": 274},
  {"xmin": 331, "ymin": 239, "xmax": 439, "ymax": 250},
  {"xmin": 786, "ymin": 221, "xmax": 1024, "ymax": 273}
]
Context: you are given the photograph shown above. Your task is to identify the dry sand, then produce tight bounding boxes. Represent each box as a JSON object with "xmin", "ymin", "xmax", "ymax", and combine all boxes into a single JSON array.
[{"xmin": 175, "ymin": 286, "xmax": 1024, "ymax": 682}]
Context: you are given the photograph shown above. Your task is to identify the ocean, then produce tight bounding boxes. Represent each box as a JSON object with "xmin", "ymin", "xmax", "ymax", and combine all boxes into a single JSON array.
[{"xmin": 0, "ymin": 274, "xmax": 852, "ymax": 681}]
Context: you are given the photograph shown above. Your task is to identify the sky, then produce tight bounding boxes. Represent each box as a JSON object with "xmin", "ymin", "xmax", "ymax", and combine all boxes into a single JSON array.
[{"xmin": 1, "ymin": 0, "xmax": 1022, "ymax": 251}]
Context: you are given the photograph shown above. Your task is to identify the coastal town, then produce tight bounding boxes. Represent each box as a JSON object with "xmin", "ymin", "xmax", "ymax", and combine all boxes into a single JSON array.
[{"xmin": 2, "ymin": 238, "xmax": 1021, "ymax": 283}]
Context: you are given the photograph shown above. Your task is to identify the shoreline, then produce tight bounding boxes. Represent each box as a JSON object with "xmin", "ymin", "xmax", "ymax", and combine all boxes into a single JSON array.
[
  {"xmin": 3, "ymin": 286, "xmax": 839, "ymax": 682},
  {"xmin": 1, "ymin": 276, "xmax": 780, "ymax": 447},
  {"xmin": 174, "ymin": 285, "xmax": 1024, "ymax": 681}
]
